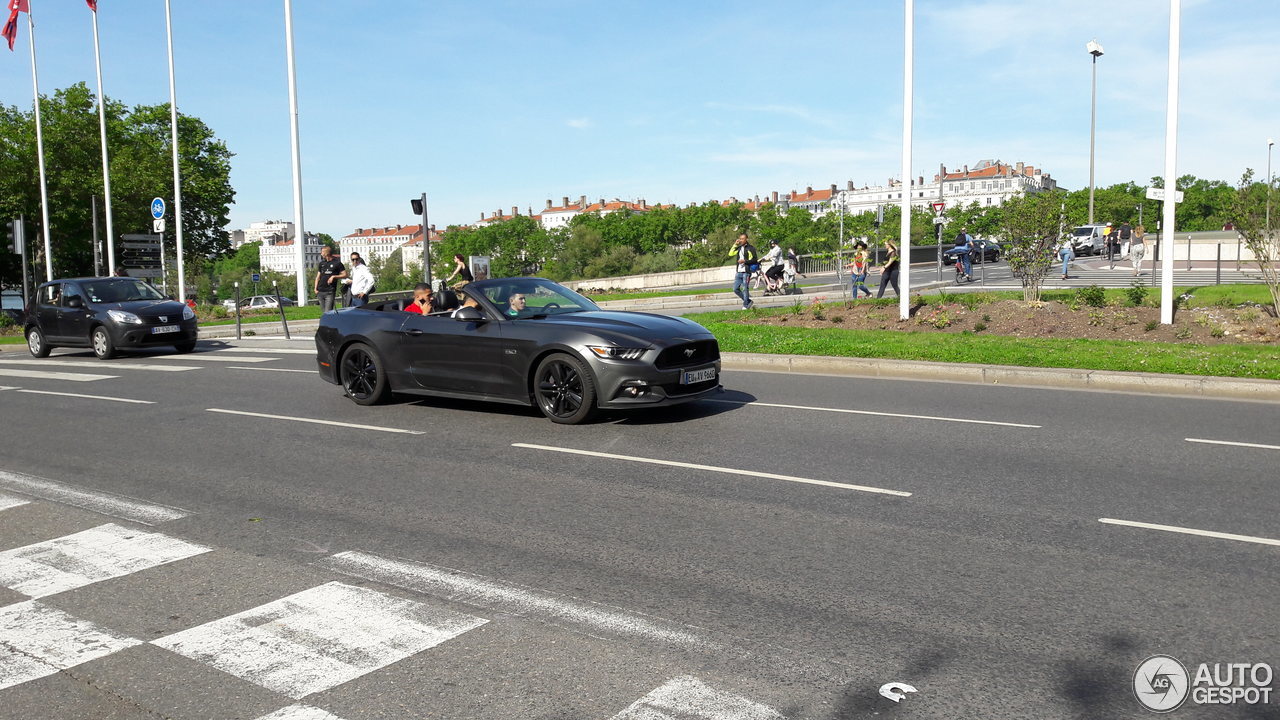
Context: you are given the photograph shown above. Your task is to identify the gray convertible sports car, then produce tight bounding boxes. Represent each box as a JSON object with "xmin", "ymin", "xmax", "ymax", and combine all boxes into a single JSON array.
[{"xmin": 314, "ymin": 277, "xmax": 722, "ymax": 424}]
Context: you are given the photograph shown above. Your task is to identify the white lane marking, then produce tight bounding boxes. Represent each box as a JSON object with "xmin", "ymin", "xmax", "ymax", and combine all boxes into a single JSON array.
[
  {"xmin": 0, "ymin": 601, "xmax": 142, "ymax": 691},
  {"xmin": 16, "ymin": 389, "xmax": 154, "ymax": 404},
  {"xmin": 148, "ymin": 354, "xmax": 277, "ymax": 363},
  {"xmin": 0, "ymin": 469, "xmax": 191, "ymax": 526},
  {"xmin": 226, "ymin": 366, "xmax": 314, "ymax": 374},
  {"xmin": 1185, "ymin": 437, "xmax": 1280, "ymax": 451},
  {"xmin": 152, "ymin": 581, "xmax": 487, "ymax": 699},
  {"xmin": 206, "ymin": 408, "xmax": 425, "ymax": 435},
  {"xmin": 512, "ymin": 443, "xmax": 912, "ymax": 497},
  {"xmin": 610, "ymin": 676, "xmax": 784, "ymax": 720},
  {"xmin": 0, "ymin": 385, "xmax": 19, "ymax": 391},
  {"xmin": 254, "ymin": 706, "xmax": 348, "ymax": 720},
  {"xmin": 0, "ymin": 358, "xmax": 197, "ymax": 372},
  {"xmin": 1099, "ymin": 518, "xmax": 1280, "ymax": 548},
  {"xmin": 708, "ymin": 399, "xmax": 1040, "ymax": 428},
  {"xmin": 0, "ymin": 492, "xmax": 30, "ymax": 512},
  {"xmin": 206, "ymin": 347, "xmax": 315, "ymax": 355},
  {"xmin": 0, "ymin": 368, "xmax": 117, "ymax": 382},
  {"xmin": 322, "ymin": 551, "xmax": 712, "ymax": 649},
  {"xmin": 0, "ymin": 523, "xmax": 212, "ymax": 598}
]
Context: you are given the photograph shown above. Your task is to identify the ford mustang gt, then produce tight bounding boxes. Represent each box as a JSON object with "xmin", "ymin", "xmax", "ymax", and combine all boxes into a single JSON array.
[{"xmin": 314, "ymin": 277, "xmax": 722, "ymax": 424}]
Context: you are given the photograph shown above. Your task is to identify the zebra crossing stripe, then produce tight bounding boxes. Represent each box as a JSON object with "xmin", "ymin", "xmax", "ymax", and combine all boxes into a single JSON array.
[
  {"xmin": 152, "ymin": 581, "xmax": 488, "ymax": 699},
  {"xmin": 0, "ymin": 523, "xmax": 212, "ymax": 599},
  {"xmin": 253, "ymin": 706, "xmax": 349, "ymax": 720},
  {"xmin": 0, "ymin": 601, "xmax": 142, "ymax": 691},
  {"xmin": 0, "ymin": 368, "xmax": 117, "ymax": 382},
  {"xmin": 0, "ymin": 469, "xmax": 192, "ymax": 526},
  {"xmin": 610, "ymin": 676, "xmax": 785, "ymax": 720},
  {"xmin": 0, "ymin": 492, "xmax": 29, "ymax": 512}
]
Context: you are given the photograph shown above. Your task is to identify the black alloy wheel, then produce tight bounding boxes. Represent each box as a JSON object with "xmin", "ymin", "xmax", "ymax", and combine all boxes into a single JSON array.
[
  {"xmin": 340, "ymin": 343, "xmax": 389, "ymax": 405},
  {"xmin": 534, "ymin": 353, "xmax": 596, "ymax": 424},
  {"xmin": 26, "ymin": 327, "xmax": 50, "ymax": 358}
]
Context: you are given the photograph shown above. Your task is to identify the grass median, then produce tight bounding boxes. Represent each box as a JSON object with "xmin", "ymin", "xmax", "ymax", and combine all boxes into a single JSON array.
[{"xmin": 689, "ymin": 285, "xmax": 1280, "ymax": 380}]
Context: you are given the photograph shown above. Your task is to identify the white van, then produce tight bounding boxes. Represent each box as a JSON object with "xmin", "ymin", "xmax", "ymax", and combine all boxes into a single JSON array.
[{"xmin": 1068, "ymin": 225, "xmax": 1107, "ymax": 256}]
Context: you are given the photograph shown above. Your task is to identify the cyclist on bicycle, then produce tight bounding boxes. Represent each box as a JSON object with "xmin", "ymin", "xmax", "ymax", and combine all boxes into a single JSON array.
[{"xmin": 951, "ymin": 228, "xmax": 974, "ymax": 280}]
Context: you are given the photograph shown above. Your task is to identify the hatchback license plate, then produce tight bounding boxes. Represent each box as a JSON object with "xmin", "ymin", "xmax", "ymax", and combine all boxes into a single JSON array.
[
  {"xmin": 151, "ymin": 325, "xmax": 180, "ymax": 334},
  {"xmin": 681, "ymin": 366, "xmax": 716, "ymax": 384}
]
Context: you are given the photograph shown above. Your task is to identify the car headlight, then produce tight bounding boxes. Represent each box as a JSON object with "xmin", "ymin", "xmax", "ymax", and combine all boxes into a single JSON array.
[
  {"xmin": 587, "ymin": 345, "xmax": 646, "ymax": 360},
  {"xmin": 182, "ymin": 305, "xmax": 195, "ymax": 321},
  {"xmin": 107, "ymin": 309, "xmax": 143, "ymax": 324}
]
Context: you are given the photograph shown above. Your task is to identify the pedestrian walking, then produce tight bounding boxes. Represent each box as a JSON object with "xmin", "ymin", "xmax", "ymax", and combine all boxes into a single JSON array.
[
  {"xmin": 1057, "ymin": 235, "xmax": 1075, "ymax": 279},
  {"xmin": 783, "ymin": 246, "xmax": 804, "ymax": 292},
  {"xmin": 348, "ymin": 256, "xmax": 375, "ymax": 307},
  {"xmin": 314, "ymin": 245, "xmax": 346, "ymax": 312},
  {"xmin": 1130, "ymin": 225, "xmax": 1147, "ymax": 275},
  {"xmin": 875, "ymin": 240, "xmax": 901, "ymax": 298},
  {"xmin": 844, "ymin": 243, "xmax": 872, "ymax": 299},
  {"xmin": 727, "ymin": 233, "xmax": 760, "ymax": 309},
  {"xmin": 1118, "ymin": 221, "xmax": 1133, "ymax": 259}
]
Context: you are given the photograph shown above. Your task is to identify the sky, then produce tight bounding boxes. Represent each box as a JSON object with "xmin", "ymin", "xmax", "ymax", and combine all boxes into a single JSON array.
[{"xmin": 2, "ymin": 0, "xmax": 1277, "ymax": 238}]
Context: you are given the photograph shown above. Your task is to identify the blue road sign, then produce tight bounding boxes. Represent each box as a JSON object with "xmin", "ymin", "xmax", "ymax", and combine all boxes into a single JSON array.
[
  {"xmin": 151, "ymin": 197, "xmax": 166, "ymax": 220},
  {"xmin": 251, "ymin": 273, "xmax": 261, "ymax": 283}
]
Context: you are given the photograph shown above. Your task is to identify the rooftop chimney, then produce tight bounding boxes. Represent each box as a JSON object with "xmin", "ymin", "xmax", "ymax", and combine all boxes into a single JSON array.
[
  {"xmin": 512, "ymin": 206, "xmax": 519, "ymax": 216},
  {"xmin": 546, "ymin": 199, "xmax": 553, "ymax": 209},
  {"xmin": 830, "ymin": 183, "xmax": 837, "ymax": 195},
  {"xmin": 771, "ymin": 191, "xmax": 778, "ymax": 203},
  {"xmin": 562, "ymin": 196, "xmax": 569, "ymax": 207},
  {"xmin": 963, "ymin": 164, "xmax": 969, "ymax": 175},
  {"xmin": 918, "ymin": 176, "xmax": 924, "ymax": 186},
  {"xmin": 599, "ymin": 198, "xmax": 605, "ymax": 207},
  {"xmin": 579, "ymin": 195, "xmax": 587, "ymax": 208},
  {"xmin": 640, "ymin": 199, "xmax": 647, "ymax": 209},
  {"xmin": 847, "ymin": 180, "xmax": 854, "ymax": 191},
  {"xmin": 806, "ymin": 186, "xmax": 813, "ymax": 195},
  {"xmin": 1016, "ymin": 161, "xmax": 1025, "ymax": 174}
]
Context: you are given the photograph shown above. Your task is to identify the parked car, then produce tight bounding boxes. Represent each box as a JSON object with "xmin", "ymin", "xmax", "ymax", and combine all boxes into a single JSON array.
[
  {"xmin": 221, "ymin": 298, "xmax": 238, "ymax": 311},
  {"xmin": 1068, "ymin": 224, "xmax": 1108, "ymax": 255},
  {"xmin": 315, "ymin": 277, "xmax": 722, "ymax": 424},
  {"xmin": 241, "ymin": 295, "xmax": 295, "ymax": 310},
  {"xmin": 942, "ymin": 238, "xmax": 1001, "ymax": 265},
  {"xmin": 24, "ymin": 277, "xmax": 197, "ymax": 359}
]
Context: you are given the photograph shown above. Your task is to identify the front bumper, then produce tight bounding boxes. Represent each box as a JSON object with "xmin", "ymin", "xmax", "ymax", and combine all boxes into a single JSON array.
[
  {"xmin": 111, "ymin": 321, "xmax": 197, "ymax": 348},
  {"xmin": 591, "ymin": 357, "xmax": 723, "ymax": 409}
]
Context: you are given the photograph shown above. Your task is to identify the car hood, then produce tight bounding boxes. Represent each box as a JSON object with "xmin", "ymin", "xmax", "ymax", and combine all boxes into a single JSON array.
[
  {"xmin": 524, "ymin": 311, "xmax": 713, "ymax": 344},
  {"xmin": 97, "ymin": 299, "xmax": 187, "ymax": 316}
]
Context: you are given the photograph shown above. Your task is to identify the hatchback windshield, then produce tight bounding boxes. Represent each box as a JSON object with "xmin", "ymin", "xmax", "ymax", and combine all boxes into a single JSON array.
[
  {"xmin": 479, "ymin": 278, "xmax": 600, "ymax": 318},
  {"xmin": 81, "ymin": 278, "xmax": 166, "ymax": 303}
]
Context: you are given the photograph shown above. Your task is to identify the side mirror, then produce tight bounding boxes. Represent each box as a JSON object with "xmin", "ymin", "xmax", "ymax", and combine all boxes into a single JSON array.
[
  {"xmin": 65, "ymin": 295, "xmax": 83, "ymax": 309},
  {"xmin": 453, "ymin": 306, "xmax": 486, "ymax": 322}
]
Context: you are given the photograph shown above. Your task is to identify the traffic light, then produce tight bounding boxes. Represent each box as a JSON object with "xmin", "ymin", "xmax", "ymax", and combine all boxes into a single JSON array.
[
  {"xmin": 874, "ymin": 205, "xmax": 884, "ymax": 229},
  {"xmin": 5, "ymin": 219, "xmax": 22, "ymax": 255}
]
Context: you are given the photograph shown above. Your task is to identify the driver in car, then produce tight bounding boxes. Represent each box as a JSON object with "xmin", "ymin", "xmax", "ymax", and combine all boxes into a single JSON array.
[{"xmin": 506, "ymin": 293, "xmax": 529, "ymax": 317}]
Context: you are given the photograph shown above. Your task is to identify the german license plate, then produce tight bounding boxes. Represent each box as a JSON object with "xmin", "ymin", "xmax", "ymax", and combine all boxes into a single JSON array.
[
  {"xmin": 681, "ymin": 366, "xmax": 716, "ymax": 384},
  {"xmin": 151, "ymin": 325, "xmax": 180, "ymax": 334}
]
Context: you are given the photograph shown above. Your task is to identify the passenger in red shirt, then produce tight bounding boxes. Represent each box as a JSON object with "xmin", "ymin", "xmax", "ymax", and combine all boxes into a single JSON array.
[{"xmin": 403, "ymin": 283, "xmax": 435, "ymax": 314}]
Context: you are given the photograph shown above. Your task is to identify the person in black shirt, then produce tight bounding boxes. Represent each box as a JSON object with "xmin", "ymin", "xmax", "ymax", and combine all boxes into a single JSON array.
[
  {"xmin": 314, "ymin": 245, "xmax": 346, "ymax": 313},
  {"xmin": 447, "ymin": 254, "xmax": 474, "ymax": 287}
]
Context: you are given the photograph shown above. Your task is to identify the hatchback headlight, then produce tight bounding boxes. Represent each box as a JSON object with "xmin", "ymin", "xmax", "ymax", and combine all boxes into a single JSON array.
[
  {"xmin": 107, "ymin": 309, "xmax": 143, "ymax": 324},
  {"xmin": 588, "ymin": 345, "xmax": 646, "ymax": 360},
  {"xmin": 182, "ymin": 305, "xmax": 195, "ymax": 320}
]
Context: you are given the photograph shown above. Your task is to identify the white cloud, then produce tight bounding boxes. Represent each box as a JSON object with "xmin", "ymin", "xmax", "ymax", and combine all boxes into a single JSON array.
[{"xmin": 566, "ymin": 117, "xmax": 593, "ymax": 129}]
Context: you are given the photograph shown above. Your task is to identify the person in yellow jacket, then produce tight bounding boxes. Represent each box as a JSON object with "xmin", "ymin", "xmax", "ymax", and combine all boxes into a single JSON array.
[{"xmin": 727, "ymin": 233, "xmax": 760, "ymax": 309}]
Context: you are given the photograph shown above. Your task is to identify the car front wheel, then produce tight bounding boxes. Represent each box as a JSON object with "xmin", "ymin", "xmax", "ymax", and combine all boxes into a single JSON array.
[
  {"xmin": 26, "ymin": 327, "xmax": 50, "ymax": 358},
  {"xmin": 533, "ymin": 353, "xmax": 596, "ymax": 424},
  {"xmin": 91, "ymin": 326, "xmax": 116, "ymax": 359},
  {"xmin": 340, "ymin": 342, "xmax": 389, "ymax": 405},
  {"xmin": 174, "ymin": 341, "xmax": 196, "ymax": 353}
]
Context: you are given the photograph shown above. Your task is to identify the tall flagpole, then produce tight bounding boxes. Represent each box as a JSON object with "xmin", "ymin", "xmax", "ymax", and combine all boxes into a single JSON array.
[
  {"xmin": 164, "ymin": 0, "xmax": 185, "ymax": 299},
  {"xmin": 898, "ymin": 0, "xmax": 914, "ymax": 321},
  {"xmin": 284, "ymin": 0, "xmax": 307, "ymax": 306},
  {"xmin": 90, "ymin": 2, "xmax": 115, "ymax": 276},
  {"xmin": 27, "ymin": 2, "xmax": 53, "ymax": 281},
  {"xmin": 1159, "ymin": 0, "xmax": 1181, "ymax": 325}
]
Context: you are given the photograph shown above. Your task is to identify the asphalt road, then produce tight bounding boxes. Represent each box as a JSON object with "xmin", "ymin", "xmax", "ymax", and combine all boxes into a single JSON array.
[{"xmin": 0, "ymin": 338, "xmax": 1277, "ymax": 719}]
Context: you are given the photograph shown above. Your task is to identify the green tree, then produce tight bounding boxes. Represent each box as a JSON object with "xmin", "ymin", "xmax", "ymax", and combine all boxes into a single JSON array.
[
  {"xmin": 993, "ymin": 190, "xmax": 1074, "ymax": 302},
  {"xmin": 1227, "ymin": 170, "xmax": 1279, "ymax": 315},
  {"xmin": 0, "ymin": 82, "xmax": 234, "ymax": 285}
]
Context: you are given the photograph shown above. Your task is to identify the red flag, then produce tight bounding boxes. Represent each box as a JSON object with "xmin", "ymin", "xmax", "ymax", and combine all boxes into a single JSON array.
[
  {"xmin": 2, "ymin": 8, "xmax": 20, "ymax": 52},
  {"xmin": 86, "ymin": 0, "xmax": 96, "ymax": 10}
]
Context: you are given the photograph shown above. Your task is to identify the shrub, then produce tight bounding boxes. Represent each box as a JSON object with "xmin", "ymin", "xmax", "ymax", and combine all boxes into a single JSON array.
[
  {"xmin": 1145, "ymin": 320, "xmax": 1158, "ymax": 332},
  {"xmin": 830, "ymin": 315, "xmax": 844, "ymax": 323},
  {"xmin": 1194, "ymin": 314, "xmax": 1211, "ymax": 328},
  {"xmin": 982, "ymin": 314, "xmax": 991, "ymax": 322},
  {"xmin": 974, "ymin": 322, "xmax": 987, "ymax": 333},
  {"xmin": 1126, "ymin": 283, "xmax": 1149, "ymax": 307},
  {"xmin": 0, "ymin": 313, "xmax": 13, "ymax": 330},
  {"xmin": 813, "ymin": 310, "xmax": 825, "ymax": 321},
  {"xmin": 1240, "ymin": 309, "xmax": 1260, "ymax": 322},
  {"xmin": 1214, "ymin": 295, "xmax": 1234, "ymax": 308},
  {"xmin": 1210, "ymin": 325, "xmax": 1226, "ymax": 338},
  {"xmin": 1076, "ymin": 284, "xmax": 1106, "ymax": 308},
  {"xmin": 1175, "ymin": 326, "xmax": 1192, "ymax": 339},
  {"xmin": 1087, "ymin": 309, "xmax": 1106, "ymax": 326}
]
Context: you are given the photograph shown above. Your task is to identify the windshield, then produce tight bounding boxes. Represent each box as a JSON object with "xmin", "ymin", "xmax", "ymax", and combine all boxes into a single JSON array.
[
  {"xmin": 1071, "ymin": 227, "xmax": 1096, "ymax": 237},
  {"xmin": 480, "ymin": 278, "xmax": 600, "ymax": 318},
  {"xmin": 82, "ymin": 279, "xmax": 166, "ymax": 303}
]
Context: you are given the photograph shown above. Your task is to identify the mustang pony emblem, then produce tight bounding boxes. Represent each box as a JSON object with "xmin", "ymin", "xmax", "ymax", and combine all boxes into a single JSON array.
[{"xmin": 684, "ymin": 348, "xmax": 696, "ymax": 358}]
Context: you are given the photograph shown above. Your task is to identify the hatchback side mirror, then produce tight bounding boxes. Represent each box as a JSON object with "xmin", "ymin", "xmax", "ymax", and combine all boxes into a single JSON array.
[
  {"xmin": 65, "ymin": 295, "xmax": 83, "ymax": 309},
  {"xmin": 454, "ymin": 306, "xmax": 486, "ymax": 322}
]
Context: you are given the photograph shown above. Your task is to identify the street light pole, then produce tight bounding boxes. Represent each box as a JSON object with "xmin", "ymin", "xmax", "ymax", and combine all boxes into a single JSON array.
[
  {"xmin": 1267, "ymin": 138, "xmax": 1274, "ymax": 243},
  {"xmin": 1087, "ymin": 39, "xmax": 1104, "ymax": 226}
]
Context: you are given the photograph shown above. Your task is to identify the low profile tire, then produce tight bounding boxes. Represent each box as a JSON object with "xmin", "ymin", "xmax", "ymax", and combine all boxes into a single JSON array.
[
  {"xmin": 91, "ymin": 326, "xmax": 116, "ymax": 360},
  {"xmin": 340, "ymin": 342, "xmax": 389, "ymax": 406},
  {"xmin": 26, "ymin": 327, "xmax": 50, "ymax": 358},
  {"xmin": 533, "ymin": 352, "xmax": 596, "ymax": 425},
  {"xmin": 174, "ymin": 341, "xmax": 196, "ymax": 354}
]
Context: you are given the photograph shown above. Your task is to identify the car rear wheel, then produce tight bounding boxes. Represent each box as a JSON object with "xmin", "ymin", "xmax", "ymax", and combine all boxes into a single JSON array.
[
  {"xmin": 340, "ymin": 342, "xmax": 389, "ymax": 405},
  {"xmin": 26, "ymin": 327, "xmax": 50, "ymax": 358},
  {"xmin": 534, "ymin": 353, "xmax": 596, "ymax": 424},
  {"xmin": 91, "ymin": 326, "xmax": 116, "ymax": 359}
]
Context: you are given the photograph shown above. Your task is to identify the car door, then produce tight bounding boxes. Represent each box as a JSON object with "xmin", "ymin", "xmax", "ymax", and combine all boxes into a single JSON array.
[
  {"xmin": 399, "ymin": 310, "xmax": 507, "ymax": 396},
  {"xmin": 57, "ymin": 282, "xmax": 92, "ymax": 342},
  {"xmin": 34, "ymin": 285, "xmax": 63, "ymax": 340}
]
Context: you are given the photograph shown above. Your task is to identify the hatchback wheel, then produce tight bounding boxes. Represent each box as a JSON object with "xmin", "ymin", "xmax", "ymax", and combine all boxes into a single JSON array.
[
  {"xmin": 26, "ymin": 327, "xmax": 50, "ymax": 358},
  {"xmin": 340, "ymin": 343, "xmax": 389, "ymax": 405},
  {"xmin": 534, "ymin": 353, "xmax": 596, "ymax": 424},
  {"xmin": 91, "ymin": 326, "xmax": 116, "ymax": 359}
]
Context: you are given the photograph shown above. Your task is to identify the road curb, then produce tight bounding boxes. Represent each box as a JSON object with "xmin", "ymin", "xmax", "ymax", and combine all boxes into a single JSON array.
[
  {"xmin": 720, "ymin": 352, "xmax": 1280, "ymax": 402},
  {"xmin": 198, "ymin": 320, "xmax": 319, "ymax": 339}
]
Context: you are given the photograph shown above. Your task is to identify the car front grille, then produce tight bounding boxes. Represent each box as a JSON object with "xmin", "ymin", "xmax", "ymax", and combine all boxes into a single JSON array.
[{"xmin": 655, "ymin": 340, "xmax": 720, "ymax": 370}]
